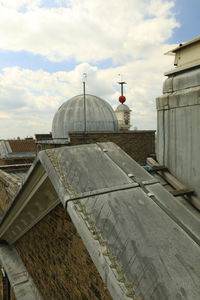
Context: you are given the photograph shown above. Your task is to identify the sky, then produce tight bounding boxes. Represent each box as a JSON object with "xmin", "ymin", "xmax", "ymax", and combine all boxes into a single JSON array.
[{"xmin": 0, "ymin": 0, "xmax": 199, "ymax": 139}]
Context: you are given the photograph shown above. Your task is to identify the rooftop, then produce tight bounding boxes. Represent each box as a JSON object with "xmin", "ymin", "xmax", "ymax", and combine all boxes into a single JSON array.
[
  {"xmin": 165, "ymin": 36, "xmax": 200, "ymax": 55},
  {"xmin": 0, "ymin": 143, "xmax": 199, "ymax": 299}
]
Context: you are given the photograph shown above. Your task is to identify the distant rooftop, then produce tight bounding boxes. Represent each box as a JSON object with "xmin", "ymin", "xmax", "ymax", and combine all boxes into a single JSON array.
[
  {"xmin": 165, "ymin": 36, "xmax": 200, "ymax": 55},
  {"xmin": 0, "ymin": 139, "xmax": 36, "ymax": 159},
  {"xmin": 165, "ymin": 36, "xmax": 200, "ymax": 75},
  {"xmin": 8, "ymin": 139, "xmax": 36, "ymax": 153}
]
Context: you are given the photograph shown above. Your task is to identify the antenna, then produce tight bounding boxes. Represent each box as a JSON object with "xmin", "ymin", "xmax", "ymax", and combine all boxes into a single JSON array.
[{"xmin": 83, "ymin": 73, "xmax": 87, "ymax": 133}]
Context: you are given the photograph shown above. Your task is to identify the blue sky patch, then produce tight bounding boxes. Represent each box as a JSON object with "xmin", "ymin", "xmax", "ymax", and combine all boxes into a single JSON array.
[
  {"xmin": 0, "ymin": 51, "xmax": 119, "ymax": 73},
  {"xmin": 0, "ymin": 50, "xmax": 79, "ymax": 73},
  {"xmin": 168, "ymin": 0, "xmax": 200, "ymax": 44},
  {"xmin": 40, "ymin": 0, "xmax": 71, "ymax": 9},
  {"xmin": 90, "ymin": 58, "xmax": 121, "ymax": 70}
]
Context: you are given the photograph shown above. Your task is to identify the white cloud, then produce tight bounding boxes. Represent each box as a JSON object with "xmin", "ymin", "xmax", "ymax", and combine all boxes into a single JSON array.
[
  {"xmin": 0, "ymin": 0, "xmax": 178, "ymax": 62},
  {"xmin": 0, "ymin": 45, "xmax": 174, "ymax": 138},
  {"xmin": 0, "ymin": 0, "xmax": 41, "ymax": 10},
  {"xmin": 0, "ymin": 0, "xmax": 179, "ymax": 138}
]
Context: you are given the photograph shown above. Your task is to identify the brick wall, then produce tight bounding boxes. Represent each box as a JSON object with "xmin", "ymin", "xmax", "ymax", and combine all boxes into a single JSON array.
[
  {"xmin": 69, "ymin": 131, "xmax": 155, "ymax": 164},
  {"xmin": 37, "ymin": 131, "xmax": 155, "ymax": 164},
  {"xmin": 15, "ymin": 204, "xmax": 112, "ymax": 300}
]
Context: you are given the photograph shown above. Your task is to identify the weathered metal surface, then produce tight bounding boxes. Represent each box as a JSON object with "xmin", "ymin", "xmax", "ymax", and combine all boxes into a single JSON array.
[
  {"xmin": 39, "ymin": 143, "xmax": 136, "ymax": 206},
  {"xmin": 115, "ymin": 104, "xmax": 130, "ymax": 111},
  {"xmin": 163, "ymin": 68, "xmax": 200, "ymax": 93},
  {"xmin": 147, "ymin": 157, "xmax": 200, "ymax": 211},
  {"xmin": 0, "ymin": 169, "xmax": 21, "ymax": 200},
  {"xmin": 0, "ymin": 141, "xmax": 11, "ymax": 158},
  {"xmin": 1, "ymin": 142, "xmax": 200, "ymax": 299},
  {"xmin": 39, "ymin": 142, "xmax": 200, "ymax": 300},
  {"xmin": 157, "ymin": 68, "xmax": 200, "ymax": 199},
  {"xmin": 146, "ymin": 183, "xmax": 200, "ymax": 245},
  {"xmin": 68, "ymin": 188, "xmax": 200, "ymax": 300},
  {"xmin": 0, "ymin": 245, "xmax": 43, "ymax": 300},
  {"xmin": 96, "ymin": 143, "xmax": 154, "ymax": 184},
  {"xmin": 157, "ymin": 86, "xmax": 200, "ymax": 110},
  {"xmin": 52, "ymin": 94, "xmax": 119, "ymax": 139},
  {"xmin": 0, "ymin": 162, "xmax": 59, "ymax": 244}
]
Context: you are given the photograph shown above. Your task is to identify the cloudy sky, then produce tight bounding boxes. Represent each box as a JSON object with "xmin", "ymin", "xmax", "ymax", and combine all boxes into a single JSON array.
[{"xmin": 0, "ymin": 0, "xmax": 199, "ymax": 138}]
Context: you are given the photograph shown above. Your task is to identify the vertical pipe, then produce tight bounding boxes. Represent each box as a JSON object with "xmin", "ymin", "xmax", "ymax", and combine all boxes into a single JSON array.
[
  {"xmin": 121, "ymin": 84, "xmax": 123, "ymax": 96},
  {"xmin": 83, "ymin": 81, "xmax": 86, "ymax": 133}
]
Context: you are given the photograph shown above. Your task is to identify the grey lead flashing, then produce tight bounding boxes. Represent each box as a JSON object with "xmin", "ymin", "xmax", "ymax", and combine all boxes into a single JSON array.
[
  {"xmin": 67, "ymin": 187, "xmax": 200, "ymax": 300},
  {"xmin": 0, "ymin": 142, "xmax": 200, "ymax": 299},
  {"xmin": 67, "ymin": 201, "xmax": 131, "ymax": 300},
  {"xmin": 0, "ymin": 245, "xmax": 43, "ymax": 300},
  {"xmin": 64, "ymin": 182, "xmax": 139, "ymax": 208},
  {"xmin": 38, "ymin": 142, "xmax": 200, "ymax": 299}
]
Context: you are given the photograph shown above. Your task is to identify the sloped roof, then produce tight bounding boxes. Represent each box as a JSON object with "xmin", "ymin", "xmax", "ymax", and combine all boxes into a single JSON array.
[
  {"xmin": 0, "ymin": 143, "xmax": 200, "ymax": 300},
  {"xmin": 0, "ymin": 169, "xmax": 22, "ymax": 215}
]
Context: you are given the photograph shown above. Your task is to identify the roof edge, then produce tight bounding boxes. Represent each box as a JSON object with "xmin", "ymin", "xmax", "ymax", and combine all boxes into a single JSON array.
[
  {"xmin": 0, "ymin": 244, "xmax": 43, "ymax": 300},
  {"xmin": 165, "ymin": 36, "xmax": 200, "ymax": 55}
]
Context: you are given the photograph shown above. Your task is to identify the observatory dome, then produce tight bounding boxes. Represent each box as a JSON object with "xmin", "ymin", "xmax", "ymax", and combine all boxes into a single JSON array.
[
  {"xmin": 52, "ymin": 94, "xmax": 119, "ymax": 139},
  {"xmin": 115, "ymin": 103, "xmax": 130, "ymax": 112}
]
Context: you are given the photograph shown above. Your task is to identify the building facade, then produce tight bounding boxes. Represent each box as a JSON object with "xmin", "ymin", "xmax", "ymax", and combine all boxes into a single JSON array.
[{"xmin": 156, "ymin": 36, "xmax": 200, "ymax": 199}]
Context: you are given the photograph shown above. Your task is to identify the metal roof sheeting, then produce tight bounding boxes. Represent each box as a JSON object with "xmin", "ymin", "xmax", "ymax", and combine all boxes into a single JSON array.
[
  {"xmin": 0, "ymin": 142, "xmax": 200, "ymax": 299},
  {"xmin": 52, "ymin": 94, "xmax": 119, "ymax": 139},
  {"xmin": 39, "ymin": 142, "xmax": 200, "ymax": 300}
]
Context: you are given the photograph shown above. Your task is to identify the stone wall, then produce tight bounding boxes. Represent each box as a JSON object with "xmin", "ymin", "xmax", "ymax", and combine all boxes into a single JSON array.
[
  {"xmin": 15, "ymin": 204, "xmax": 112, "ymax": 300},
  {"xmin": 69, "ymin": 131, "xmax": 155, "ymax": 164}
]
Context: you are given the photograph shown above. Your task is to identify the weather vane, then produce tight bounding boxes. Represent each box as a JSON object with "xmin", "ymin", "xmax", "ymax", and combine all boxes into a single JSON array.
[{"xmin": 83, "ymin": 72, "xmax": 87, "ymax": 83}]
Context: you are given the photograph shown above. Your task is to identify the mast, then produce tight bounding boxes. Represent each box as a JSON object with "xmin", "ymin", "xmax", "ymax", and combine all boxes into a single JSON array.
[
  {"xmin": 83, "ymin": 73, "xmax": 87, "ymax": 133},
  {"xmin": 118, "ymin": 74, "xmax": 127, "ymax": 103}
]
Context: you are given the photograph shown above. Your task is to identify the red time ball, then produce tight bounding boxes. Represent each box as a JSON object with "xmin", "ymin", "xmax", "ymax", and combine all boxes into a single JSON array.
[{"xmin": 119, "ymin": 95, "xmax": 126, "ymax": 103}]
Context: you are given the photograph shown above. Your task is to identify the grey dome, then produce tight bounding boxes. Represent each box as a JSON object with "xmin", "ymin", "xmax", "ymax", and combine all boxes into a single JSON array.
[
  {"xmin": 52, "ymin": 94, "xmax": 119, "ymax": 138},
  {"xmin": 115, "ymin": 104, "xmax": 131, "ymax": 112}
]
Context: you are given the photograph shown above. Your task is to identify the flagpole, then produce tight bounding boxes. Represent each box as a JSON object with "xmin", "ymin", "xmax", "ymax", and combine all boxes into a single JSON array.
[{"xmin": 83, "ymin": 73, "xmax": 87, "ymax": 133}]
